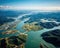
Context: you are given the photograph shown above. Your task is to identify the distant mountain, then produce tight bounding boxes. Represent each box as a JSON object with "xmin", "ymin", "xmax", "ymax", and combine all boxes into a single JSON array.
[{"xmin": 0, "ymin": 10, "xmax": 60, "ymax": 25}]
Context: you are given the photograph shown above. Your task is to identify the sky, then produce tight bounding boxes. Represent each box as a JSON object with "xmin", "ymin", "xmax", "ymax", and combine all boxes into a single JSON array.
[{"xmin": 0, "ymin": 0, "xmax": 60, "ymax": 10}]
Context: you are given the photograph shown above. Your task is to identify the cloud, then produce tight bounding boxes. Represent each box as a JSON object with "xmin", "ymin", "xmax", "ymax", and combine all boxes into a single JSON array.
[
  {"xmin": 0, "ymin": 5, "xmax": 12, "ymax": 10},
  {"xmin": 0, "ymin": 5, "xmax": 60, "ymax": 11},
  {"xmin": 40, "ymin": 19, "xmax": 60, "ymax": 24},
  {"xmin": 7, "ymin": 12, "xmax": 33, "ymax": 21}
]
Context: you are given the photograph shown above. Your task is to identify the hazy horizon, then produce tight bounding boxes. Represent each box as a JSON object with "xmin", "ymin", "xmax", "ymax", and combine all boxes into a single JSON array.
[{"xmin": 0, "ymin": 0, "xmax": 60, "ymax": 10}]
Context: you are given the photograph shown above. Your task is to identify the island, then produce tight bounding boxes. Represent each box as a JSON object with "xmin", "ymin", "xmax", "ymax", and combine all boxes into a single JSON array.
[
  {"xmin": 0, "ymin": 33, "xmax": 28, "ymax": 48},
  {"xmin": 2, "ymin": 30, "xmax": 19, "ymax": 35},
  {"xmin": 41, "ymin": 29, "xmax": 60, "ymax": 48},
  {"xmin": 22, "ymin": 22, "xmax": 43, "ymax": 32},
  {"xmin": 0, "ymin": 20, "xmax": 20, "ymax": 30}
]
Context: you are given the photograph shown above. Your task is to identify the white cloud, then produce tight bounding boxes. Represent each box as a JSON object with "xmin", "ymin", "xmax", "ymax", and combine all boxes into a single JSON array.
[
  {"xmin": 40, "ymin": 19, "xmax": 60, "ymax": 24},
  {"xmin": 0, "ymin": 5, "xmax": 60, "ymax": 11},
  {"xmin": 7, "ymin": 12, "xmax": 32, "ymax": 21}
]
